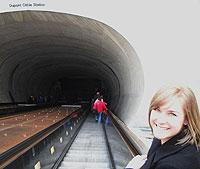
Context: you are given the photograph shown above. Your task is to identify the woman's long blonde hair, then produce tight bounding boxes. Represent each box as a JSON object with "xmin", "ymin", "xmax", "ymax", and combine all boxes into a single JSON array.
[{"xmin": 148, "ymin": 86, "xmax": 200, "ymax": 148}]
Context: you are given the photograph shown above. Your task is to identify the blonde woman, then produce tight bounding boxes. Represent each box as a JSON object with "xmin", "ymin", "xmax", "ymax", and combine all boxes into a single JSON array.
[{"xmin": 126, "ymin": 86, "xmax": 200, "ymax": 169}]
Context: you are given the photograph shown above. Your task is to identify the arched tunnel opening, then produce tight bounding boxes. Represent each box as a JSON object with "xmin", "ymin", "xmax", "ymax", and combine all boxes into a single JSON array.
[{"xmin": 0, "ymin": 11, "xmax": 144, "ymax": 126}]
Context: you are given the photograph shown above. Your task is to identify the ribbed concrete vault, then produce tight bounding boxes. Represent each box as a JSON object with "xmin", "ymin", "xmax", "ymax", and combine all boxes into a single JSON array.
[{"xmin": 0, "ymin": 11, "xmax": 144, "ymax": 125}]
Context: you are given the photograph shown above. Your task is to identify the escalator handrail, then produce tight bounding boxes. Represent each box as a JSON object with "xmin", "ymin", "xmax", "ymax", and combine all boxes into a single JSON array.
[{"xmin": 107, "ymin": 110, "xmax": 148, "ymax": 156}]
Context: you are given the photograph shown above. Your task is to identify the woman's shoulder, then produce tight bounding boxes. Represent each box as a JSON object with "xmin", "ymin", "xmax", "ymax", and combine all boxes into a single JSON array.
[
  {"xmin": 157, "ymin": 144, "xmax": 200, "ymax": 169},
  {"xmin": 154, "ymin": 163, "xmax": 181, "ymax": 169},
  {"xmin": 182, "ymin": 144, "xmax": 200, "ymax": 163},
  {"xmin": 180, "ymin": 143, "xmax": 200, "ymax": 158}
]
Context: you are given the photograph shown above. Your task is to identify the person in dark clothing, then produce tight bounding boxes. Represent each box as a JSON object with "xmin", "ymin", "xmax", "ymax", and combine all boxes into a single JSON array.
[{"xmin": 126, "ymin": 86, "xmax": 200, "ymax": 169}]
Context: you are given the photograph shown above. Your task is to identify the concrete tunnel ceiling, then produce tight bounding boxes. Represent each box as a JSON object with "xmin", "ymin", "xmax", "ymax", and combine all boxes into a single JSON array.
[{"xmin": 0, "ymin": 11, "xmax": 144, "ymax": 125}]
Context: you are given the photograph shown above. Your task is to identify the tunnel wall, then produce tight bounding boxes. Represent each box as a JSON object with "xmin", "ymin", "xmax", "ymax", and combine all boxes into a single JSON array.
[{"xmin": 0, "ymin": 11, "xmax": 144, "ymax": 126}]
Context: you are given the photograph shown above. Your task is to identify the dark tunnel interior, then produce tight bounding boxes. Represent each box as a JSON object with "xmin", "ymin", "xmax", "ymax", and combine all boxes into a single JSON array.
[
  {"xmin": 0, "ymin": 11, "xmax": 144, "ymax": 125},
  {"xmin": 60, "ymin": 78, "xmax": 104, "ymax": 104}
]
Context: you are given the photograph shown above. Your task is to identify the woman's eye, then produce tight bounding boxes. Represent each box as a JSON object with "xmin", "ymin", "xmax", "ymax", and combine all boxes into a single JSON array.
[
  {"xmin": 155, "ymin": 108, "xmax": 160, "ymax": 112},
  {"xmin": 169, "ymin": 112, "xmax": 177, "ymax": 116}
]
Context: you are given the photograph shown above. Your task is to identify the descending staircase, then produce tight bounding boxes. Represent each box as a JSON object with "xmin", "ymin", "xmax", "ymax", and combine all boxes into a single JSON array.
[{"xmin": 58, "ymin": 114, "xmax": 111, "ymax": 169}]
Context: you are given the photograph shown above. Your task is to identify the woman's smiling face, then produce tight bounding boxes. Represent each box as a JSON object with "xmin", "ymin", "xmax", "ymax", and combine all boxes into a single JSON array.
[{"xmin": 150, "ymin": 99, "xmax": 186, "ymax": 144}]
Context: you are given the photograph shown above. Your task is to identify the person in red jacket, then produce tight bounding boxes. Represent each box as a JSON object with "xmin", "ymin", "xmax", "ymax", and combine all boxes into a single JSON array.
[
  {"xmin": 93, "ymin": 95, "xmax": 107, "ymax": 123},
  {"xmin": 101, "ymin": 96, "xmax": 110, "ymax": 124}
]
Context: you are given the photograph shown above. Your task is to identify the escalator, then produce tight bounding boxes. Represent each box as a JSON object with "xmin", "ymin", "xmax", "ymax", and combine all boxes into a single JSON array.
[
  {"xmin": 59, "ymin": 114, "xmax": 111, "ymax": 169},
  {"xmin": 0, "ymin": 107, "xmax": 147, "ymax": 169}
]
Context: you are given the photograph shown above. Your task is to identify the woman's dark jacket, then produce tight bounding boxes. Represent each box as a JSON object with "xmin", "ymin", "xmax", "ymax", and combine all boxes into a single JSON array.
[{"xmin": 141, "ymin": 130, "xmax": 200, "ymax": 169}]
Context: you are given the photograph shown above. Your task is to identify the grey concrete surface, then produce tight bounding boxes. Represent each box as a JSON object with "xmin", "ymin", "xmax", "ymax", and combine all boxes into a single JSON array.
[{"xmin": 0, "ymin": 11, "xmax": 144, "ymax": 126}]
